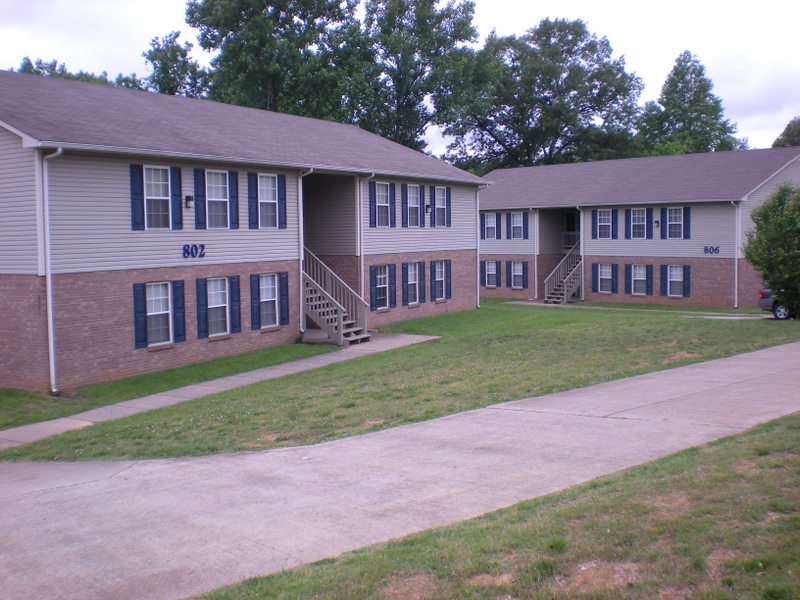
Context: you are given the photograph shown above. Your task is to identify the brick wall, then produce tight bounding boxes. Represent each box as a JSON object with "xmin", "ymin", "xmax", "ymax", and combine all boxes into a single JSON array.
[
  {"xmin": 582, "ymin": 255, "xmax": 736, "ymax": 307},
  {"xmin": 317, "ymin": 255, "xmax": 361, "ymax": 293},
  {"xmin": 738, "ymin": 259, "xmax": 764, "ymax": 308},
  {"xmin": 47, "ymin": 260, "xmax": 300, "ymax": 391},
  {"xmin": 478, "ymin": 254, "xmax": 535, "ymax": 300},
  {"xmin": 364, "ymin": 250, "xmax": 477, "ymax": 328},
  {"xmin": 0, "ymin": 275, "xmax": 50, "ymax": 392}
]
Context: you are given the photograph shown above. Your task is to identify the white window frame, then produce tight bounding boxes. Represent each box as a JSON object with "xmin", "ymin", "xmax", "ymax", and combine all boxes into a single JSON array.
[
  {"xmin": 258, "ymin": 174, "xmax": 278, "ymax": 228},
  {"xmin": 259, "ymin": 273, "xmax": 278, "ymax": 328},
  {"xmin": 668, "ymin": 265, "xmax": 684, "ymax": 297},
  {"xmin": 598, "ymin": 263, "xmax": 613, "ymax": 293},
  {"xmin": 435, "ymin": 186, "xmax": 447, "ymax": 225},
  {"xmin": 406, "ymin": 262, "xmax": 418, "ymax": 304},
  {"xmin": 206, "ymin": 170, "xmax": 229, "ymax": 229},
  {"xmin": 375, "ymin": 265, "xmax": 389, "ymax": 309},
  {"xmin": 144, "ymin": 166, "xmax": 171, "ymax": 230},
  {"xmin": 207, "ymin": 277, "xmax": 229, "ymax": 335},
  {"xmin": 597, "ymin": 209, "xmax": 612, "ymax": 239},
  {"xmin": 511, "ymin": 212, "xmax": 524, "ymax": 239},
  {"xmin": 484, "ymin": 212, "xmax": 497, "ymax": 239},
  {"xmin": 407, "ymin": 185, "xmax": 420, "ymax": 227},
  {"xmin": 631, "ymin": 208, "xmax": 646, "ymax": 239},
  {"xmin": 376, "ymin": 182, "xmax": 390, "ymax": 227},
  {"xmin": 146, "ymin": 281, "xmax": 172, "ymax": 345},
  {"xmin": 632, "ymin": 264, "xmax": 647, "ymax": 295},
  {"xmin": 511, "ymin": 261, "xmax": 524, "ymax": 288},
  {"xmin": 485, "ymin": 261, "xmax": 497, "ymax": 287},
  {"xmin": 433, "ymin": 260, "xmax": 445, "ymax": 300},
  {"xmin": 667, "ymin": 207, "xmax": 684, "ymax": 239}
]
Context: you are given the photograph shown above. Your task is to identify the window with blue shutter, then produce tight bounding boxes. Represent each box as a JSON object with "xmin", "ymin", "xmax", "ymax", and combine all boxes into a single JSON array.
[
  {"xmin": 130, "ymin": 165, "xmax": 145, "ymax": 231},
  {"xmin": 369, "ymin": 265, "xmax": 378, "ymax": 311},
  {"xmin": 445, "ymin": 259, "xmax": 452, "ymax": 298},
  {"xmin": 389, "ymin": 263, "xmax": 397, "ymax": 307},
  {"xmin": 646, "ymin": 265, "xmax": 654, "ymax": 295},
  {"xmin": 389, "ymin": 183, "xmax": 396, "ymax": 228},
  {"xmin": 625, "ymin": 209, "xmax": 631, "ymax": 240},
  {"xmin": 172, "ymin": 280, "xmax": 185, "ymax": 342},
  {"xmin": 591, "ymin": 263, "xmax": 599, "ymax": 293},
  {"xmin": 660, "ymin": 265, "xmax": 668, "ymax": 295},
  {"xmin": 480, "ymin": 214, "xmax": 486, "ymax": 239},
  {"xmin": 494, "ymin": 213, "xmax": 501, "ymax": 239},
  {"xmin": 196, "ymin": 278, "xmax": 209, "ymax": 338},
  {"xmin": 506, "ymin": 261, "xmax": 512, "ymax": 288},
  {"xmin": 133, "ymin": 283, "xmax": 147, "ymax": 348},
  {"xmin": 418, "ymin": 187, "xmax": 425, "ymax": 228},
  {"xmin": 402, "ymin": 263, "xmax": 409, "ymax": 305},
  {"xmin": 611, "ymin": 209, "xmax": 618, "ymax": 240},
  {"xmin": 401, "ymin": 184, "xmax": 408, "ymax": 228},
  {"xmin": 429, "ymin": 186, "xmax": 436, "ymax": 227},
  {"xmin": 194, "ymin": 169, "xmax": 206, "ymax": 230},
  {"xmin": 646, "ymin": 208, "xmax": 654, "ymax": 239},
  {"xmin": 522, "ymin": 212, "xmax": 529, "ymax": 239},
  {"xmin": 418, "ymin": 261, "xmax": 426, "ymax": 302},
  {"xmin": 170, "ymin": 167, "xmax": 183, "ymax": 230},
  {"xmin": 247, "ymin": 173, "xmax": 258, "ymax": 229},
  {"xmin": 277, "ymin": 175, "xmax": 287, "ymax": 229},
  {"xmin": 229, "ymin": 276, "xmax": 241, "ymax": 333},
  {"xmin": 506, "ymin": 213, "xmax": 512, "ymax": 239},
  {"xmin": 683, "ymin": 207, "xmax": 691, "ymax": 239},
  {"xmin": 522, "ymin": 261, "xmax": 528, "ymax": 288},
  {"xmin": 228, "ymin": 171, "xmax": 239, "ymax": 229},
  {"xmin": 495, "ymin": 261, "xmax": 502, "ymax": 286},
  {"xmin": 625, "ymin": 264, "xmax": 632, "ymax": 294},
  {"xmin": 278, "ymin": 272, "xmax": 289, "ymax": 324},
  {"xmin": 369, "ymin": 181, "xmax": 377, "ymax": 228},
  {"xmin": 480, "ymin": 260, "xmax": 486, "ymax": 286},
  {"xmin": 249, "ymin": 274, "xmax": 260, "ymax": 329},
  {"xmin": 591, "ymin": 210, "xmax": 598, "ymax": 240},
  {"xmin": 446, "ymin": 187, "xmax": 451, "ymax": 227},
  {"xmin": 611, "ymin": 264, "xmax": 618, "ymax": 293},
  {"xmin": 683, "ymin": 265, "xmax": 691, "ymax": 297}
]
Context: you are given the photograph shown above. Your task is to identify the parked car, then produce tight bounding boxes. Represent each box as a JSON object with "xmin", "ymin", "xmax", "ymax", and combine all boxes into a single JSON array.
[{"xmin": 758, "ymin": 289, "xmax": 793, "ymax": 320}]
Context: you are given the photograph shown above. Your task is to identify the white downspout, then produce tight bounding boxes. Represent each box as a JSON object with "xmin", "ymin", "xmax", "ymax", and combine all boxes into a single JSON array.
[
  {"xmin": 359, "ymin": 173, "xmax": 376, "ymax": 299},
  {"xmin": 732, "ymin": 199, "xmax": 741, "ymax": 308},
  {"xmin": 298, "ymin": 168, "xmax": 314, "ymax": 333},
  {"xmin": 43, "ymin": 147, "xmax": 63, "ymax": 395},
  {"xmin": 577, "ymin": 206, "xmax": 584, "ymax": 301}
]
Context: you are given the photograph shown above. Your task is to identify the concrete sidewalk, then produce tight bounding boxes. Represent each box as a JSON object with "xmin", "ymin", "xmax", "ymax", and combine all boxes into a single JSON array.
[
  {"xmin": 0, "ymin": 332, "xmax": 438, "ymax": 450},
  {"xmin": 0, "ymin": 342, "xmax": 798, "ymax": 600}
]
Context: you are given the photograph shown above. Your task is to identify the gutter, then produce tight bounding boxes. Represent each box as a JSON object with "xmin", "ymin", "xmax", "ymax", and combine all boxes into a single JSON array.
[
  {"xmin": 298, "ymin": 168, "xmax": 314, "ymax": 332},
  {"xmin": 732, "ymin": 199, "xmax": 741, "ymax": 308},
  {"xmin": 577, "ymin": 206, "xmax": 585, "ymax": 301},
  {"xmin": 42, "ymin": 147, "xmax": 63, "ymax": 395}
]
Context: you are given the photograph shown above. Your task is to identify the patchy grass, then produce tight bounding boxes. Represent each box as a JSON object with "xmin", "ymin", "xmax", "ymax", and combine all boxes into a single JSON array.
[
  {"xmin": 198, "ymin": 413, "xmax": 800, "ymax": 600},
  {"xmin": 578, "ymin": 301, "xmax": 764, "ymax": 314},
  {"xmin": 2, "ymin": 298, "xmax": 797, "ymax": 461},
  {"xmin": 0, "ymin": 343, "xmax": 336, "ymax": 429}
]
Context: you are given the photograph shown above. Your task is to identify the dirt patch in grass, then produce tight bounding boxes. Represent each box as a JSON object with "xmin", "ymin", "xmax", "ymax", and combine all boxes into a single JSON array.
[
  {"xmin": 560, "ymin": 560, "xmax": 646, "ymax": 592},
  {"xmin": 732, "ymin": 458, "xmax": 759, "ymax": 472},
  {"xmin": 706, "ymin": 548, "xmax": 741, "ymax": 580},
  {"xmin": 361, "ymin": 418, "xmax": 387, "ymax": 428},
  {"xmin": 664, "ymin": 351, "xmax": 702, "ymax": 363},
  {"xmin": 656, "ymin": 587, "xmax": 693, "ymax": 599},
  {"xmin": 381, "ymin": 573, "xmax": 436, "ymax": 600},
  {"xmin": 467, "ymin": 573, "xmax": 514, "ymax": 587},
  {"xmin": 650, "ymin": 491, "xmax": 692, "ymax": 519}
]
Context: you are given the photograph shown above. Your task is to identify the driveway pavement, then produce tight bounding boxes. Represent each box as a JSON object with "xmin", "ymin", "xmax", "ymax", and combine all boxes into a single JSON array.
[{"xmin": 1, "ymin": 342, "xmax": 798, "ymax": 600}]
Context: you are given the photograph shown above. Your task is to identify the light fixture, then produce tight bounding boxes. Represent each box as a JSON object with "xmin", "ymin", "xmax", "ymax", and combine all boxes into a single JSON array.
[
  {"xmin": 425, "ymin": 203, "xmax": 431, "ymax": 213},
  {"xmin": 654, "ymin": 219, "xmax": 660, "ymax": 227},
  {"xmin": 184, "ymin": 195, "xmax": 194, "ymax": 208}
]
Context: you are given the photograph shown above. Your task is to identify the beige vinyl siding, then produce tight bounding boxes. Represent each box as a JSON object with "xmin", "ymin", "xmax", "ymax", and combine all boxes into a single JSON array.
[
  {"xmin": 303, "ymin": 173, "xmax": 357, "ymax": 255},
  {"xmin": 0, "ymin": 127, "xmax": 38, "ymax": 274},
  {"xmin": 537, "ymin": 209, "xmax": 565, "ymax": 254},
  {"xmin": 479, "ymin": 210, "xmax": 535, "ymax": 255},
  {"xmin": 47, "ymin": 154, "xmax": 300, "ymax": 274},
  {"xmin": 739, "ymin": 159, "xmax": 800, "ymax": 252},
  {"xmin": 362, "ymin": 180, "xmax": 478, "ymax": 255},
  {"xmin": 583, "ymin": 203, "xmax": 737, "ymax": 258}
]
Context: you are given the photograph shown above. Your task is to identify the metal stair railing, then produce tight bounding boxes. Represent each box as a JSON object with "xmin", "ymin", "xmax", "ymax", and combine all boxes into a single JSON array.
[{"xmin": 543, "ymin": 243, "xmax": 581, "ymax": 303}]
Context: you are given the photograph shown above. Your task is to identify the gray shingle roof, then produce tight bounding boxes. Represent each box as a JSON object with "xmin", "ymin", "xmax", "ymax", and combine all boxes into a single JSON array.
[
  {"xmin": 0, "ymin": 70, "xmax": 484, "ymax": 185},
  {"xmin": 480, "ymin": 148, "xmax": 800, "ymax": 209}
]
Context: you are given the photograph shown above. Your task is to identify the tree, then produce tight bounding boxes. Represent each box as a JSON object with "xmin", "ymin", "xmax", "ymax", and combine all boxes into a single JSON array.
[
  {"xmin": 772, "ymin": 116, "xmax": 800, "ymax": 147},
  {"xmin": 143, "ymin": 31, "xmax": 211, "ymax": 97},
  {"xmin": 744, "ymin": 184, "xmax": 800, "ymax": 318},
  {"xmin": 638, "ymin": 51, "xmax": 745, "ymax": 154},
  {"xmin": 435, "ymin": 19, "xmax": 642, "ymax": 171},
  {"xmin": 17, "ymin": 57, "xmax": 144, "ymax": 89}
]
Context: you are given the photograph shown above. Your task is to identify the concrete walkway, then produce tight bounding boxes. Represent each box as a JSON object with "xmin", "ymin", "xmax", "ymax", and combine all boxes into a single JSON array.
[
  {"xmin": 0, "ymin": 342, "xmax": 798, "ymax": 600},
  {"xmin": 0, "ymin": 332, "xmax": 438, "ymax": 450}
]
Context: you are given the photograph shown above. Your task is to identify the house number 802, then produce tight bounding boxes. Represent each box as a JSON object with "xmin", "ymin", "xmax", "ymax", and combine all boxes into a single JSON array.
[{"xmin": 182, "ymin": 244, "xmax": 206, "ymax": 258}]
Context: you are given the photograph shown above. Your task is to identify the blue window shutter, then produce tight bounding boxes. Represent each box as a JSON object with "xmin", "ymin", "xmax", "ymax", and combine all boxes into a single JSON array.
[
  {"xmin": 369, "ymin": 181, "xmax": 377, "ymax": 228},
  {"xmin": 591, "ymin": 263, "xmax": 599, "ymax": 293},
  {"xmin": 130, "ymin": 165, "xmax": 144, "ymax": 231},
  {"xmin": 389, "ymin": 264, "xmax": 397, "ymax": 307},
  {"xmin": 660, "ymin": 265, "xmax": 668, "ymax": 296},
  {"xmin": 611, "ymin": 264, "xmax": 619, "ymax": 294},
  {"xmin": 446, "ymin": 187, "xmax": 452, "ymax": 227},
  {"xmin": 172, "ymin": 280, "xmax": 185, "ymax": 342},
  {"xmin": 170, "ymin": 167, "xmax": 183, "ymax": 230},
  {"xmin": 277, "ymin": 174, "xmax": 287, "ymax": 229},
  {"xmin": 625, "ymin": 209, "xmax": 631, "ymax": 239},
  {"xmin": 278, "ymin": 272, "xmax": 289, "ymax": 325},
  {"xmin": 194, "ymin": 169, "xmax": 206, "ymax": 230},
  {"xmin": 418, "ymin": 187, "xmax": 425, "ymax": 228},
  {"xmin": 591, "ymin": 210, "xmax": 598, "ymax": 239},
  {"xmin": 430, "ymin": 261, "xmax": 436, "ymax": 298},
  {"xmin": 229, "ymin": 276, "xmax": 241, "ymax": 333},
  {"xmin": 196, "ymin": 278, "xmax": 208, "ymax": 338},
  {"xmin": 429, "ymin": 186, "xmax": 436, "ymax": 227},
  {"xmin": 522, "ymin": 212, "xmax": 529, "ymax": 239},
  {"xmin": 646, "ymin": 208, "xmax": 654, "ymax": 239},
  {"xmin": 611, "ymin": 209, "xmax": 618, "ymax": 240},
  {"xmin": 247, "ymin": 173, "xmax": 258, "ymax": 229},
  {"xmin": 402, "ymin": 263, "xmax": 409, "ymax": 305},
  {"xmin": 480, "ymin": 260, "xmax": 486, "ymax": 286},
  {"xmin": 480, "ymin": 213, "xmax": 486, "ymax": 239},
  {"xmin": 418, "ymin": 261, "xmax": 426, "ymax": 302},
  {"xmin": 683, "ymin": 207, "xmax": 691, "ymax": 239},
  {"xmin": 522, "ymin": 261, "xmax": 528, "ymax": 288},
  {"xmin": 496, "ymin": 261, "xmax": 502, "ymax": 286},
  {"xmin": 506, "ymin": 261, "xmax": 512, "ymax": 288},
  {"xmin": 683, "ymin": 265, "xmax": 691, "ymax": 297},
  {"xmin": 506, "ymin": 213, "xmax": 512, "ymax": 239},
  {"xmin": 646, "ymin": 265, "xmax": 654, "ymax": 295},
  {"xmin": 624, "ymin": 264, "xmax": 632, "ymax": 294},
  {"xmin": 389, "ymin": 183, "xmax": 396, "ymax": 227},
  {"xmin": 250, "ymin": 274, "xmax": 260, "ymax": 330},
  {"xmin": 369, "ymin": 266, "xmax": 377, "ymax": 311},
  {"xmin": 445, "ymin": 260, "xmax": 452, "ymax": 298},
  {"xmin": 228, "ymin": 171, "xmax": 239, "ymax": 229},
  {"xmin": 133, "ymin": 283, "xmax": 147, "ymax": 348},
  {"xmin": 401, "ymin": 184, "xmax": 408, "ymax": 228},
  {"xmin": 660, "ymin": 207, "xmax": 668, "ymax": 239},
  {"xmin": 495, "ymin": 213, "xmax": 501, "ymax": 239}
]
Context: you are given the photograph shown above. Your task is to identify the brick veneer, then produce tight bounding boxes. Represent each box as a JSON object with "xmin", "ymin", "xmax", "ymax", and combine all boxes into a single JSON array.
[
  {"xmin": 478, "ymin": 254, "xmax": 535, "ymax": 300},
  {"xmin": 0, "ymin": 275, "xmax": 50, "ymax": 392},
  {"xmin": 317, "ymin": 255, "xmax": 361, "ymax": 293},
  {"xmin": 737, "ymin": 260, "xmax": 764, "ymax": 308},
  {"xmin": 364, "ymin": 250, "xmax": 477, "ymax": 328}
]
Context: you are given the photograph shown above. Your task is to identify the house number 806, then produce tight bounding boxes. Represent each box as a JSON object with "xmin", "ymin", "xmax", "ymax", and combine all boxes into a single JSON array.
[
  {"xmin": 703, "ymin": 246, "xmax": 720, "ymax": 254},
  {"xmin": 182, "ymin": 244, "xmax": 206, "ymax": 258}
]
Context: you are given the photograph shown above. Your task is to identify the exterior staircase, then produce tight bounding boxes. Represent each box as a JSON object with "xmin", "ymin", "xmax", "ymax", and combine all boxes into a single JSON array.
[
  {"xmin": 543, "ymin": 243, "xmax": 582, "ymax": 304},
  {"xmin": 302, "ymin": 249, "xmax": 370, "ymax": 346}
]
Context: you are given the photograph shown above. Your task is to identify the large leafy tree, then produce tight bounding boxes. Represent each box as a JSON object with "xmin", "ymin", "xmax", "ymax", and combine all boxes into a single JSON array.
[
  {"xmin": 772, "ymin": 116, "xmax": 800, "ymax": 147},
  {"xmin": 17, "ymin": 57, "xmax": 143, "ymax": 88},
  {"xmin": 142, "ymin": 31, "xmax": 211, "ymax": 97},
  {"xmin": 435, "ymin": 19, "xmax": 642, "ymax": 171},
  {"xmin": 638, "ymin": 51, "xmax": 745, "ymax": 154},
  {"xmin": 744, "ymin": 184, "xmax": 800, "ymax": 317}
]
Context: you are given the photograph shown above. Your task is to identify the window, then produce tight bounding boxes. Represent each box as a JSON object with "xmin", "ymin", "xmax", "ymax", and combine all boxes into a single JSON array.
[
  {"xmin": 375, "ymin": 265, "xmax": 389, "ymax": 309},
  {"xmin": 667, "ymin": 207, "xmax": 683, "ymax": 239},
  {"xmin": 145, "ymin": 282, "xmax": 171, "ymax": 344},
  {"xmin": 667, "ymin": 265, "xmax": 684, "ymax": 297},
  {"xmin": 598, "ymin": 263, "xmax": 613, "ymax": 293},
  {"xmin": 432, "ymin": 260, "xmax": 445, "ymax": 300},
  {"xmin": 486, "ymin": 261, "xmax": 497, "ymax": 287},
  {"xmin": 258, "ymin": 174, "xmax": 278, "ymax": 228},
  {"xmin": 435, "ymin": 186, "xmax": 447, "ymax": 226},
  {"xmin": 631, "ymin": 208, "xmax": 646, "ymax": 239},
  {"xmin": 484, "ymin": 213, "xmax": 497, "ymax": 239},
  {"xmin": 511, "ymin": 262, "xmax": 524, "ymax": 288},
  {"xmin": 597, "ymin": 209, "xmax": 612, "ymax": 239},
  {"xmin": 207, "ymin": 277, "xmax": 229, "ymax": 335},
  {"xmin": 144, "ymin": 167, "xmax": 170, "ymax": 229},
  {"xmin": 376, "ymin": 182, "xmax": 390, "ymax": 226},
  {"xmin": 258, "ymin": 274, "xmax": 278, "ymax": 327},
  {"xmin": 509, "ymin": 212, "xmax": 523, "ymax": 239},
  {"xmin": 207, "ymin": 170, "xmax": 229, "ymax": 229},
  {"xmin": 631, "ymin": 264, "xmax": 647, "ymax": 295},
  {"xmin": 406, "ymin": 263, "xmax": 418, "ymax": 304},
  {"xmin": 407, "ymin": 185, "xmax": 420, "ymax": 227}
]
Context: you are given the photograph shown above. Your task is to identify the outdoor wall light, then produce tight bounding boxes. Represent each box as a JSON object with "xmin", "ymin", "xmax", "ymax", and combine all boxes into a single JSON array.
[
  {"xmin": 425, "ymin": 203, "xmax": 431, "ymax": 213},
  {"xmin": 184, "ymin": 195, "xmax": 194, "ymax": 208},
  {"xmin": 654, "ymin": 219, "xmax": 660, "ymax": 227}
]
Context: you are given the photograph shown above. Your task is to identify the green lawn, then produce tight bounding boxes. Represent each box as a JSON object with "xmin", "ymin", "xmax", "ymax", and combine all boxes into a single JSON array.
[
  {"xmin": 198, "ymin": 412, "xmax": 800, "ymax": 600},
  {"xmin": 2, "ymin": 298, "xmax": 798, "ymax": 461}
]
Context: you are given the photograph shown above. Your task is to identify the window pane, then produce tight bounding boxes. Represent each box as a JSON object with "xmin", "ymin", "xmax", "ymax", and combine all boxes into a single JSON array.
[
  {"xmin": 208, "ymin": 278, "xmax": 227, "ymax": 306},
  {"xmin": 208, "ymin": 200, "xmax": 228, "ymax": 228},
  {"xmin": 207, "ymin": 171, "xmax": 228, "ymax": 200},
  {"xmin": 260, "ymin": 300, "xmax": 277, "ymax": 327},
  {"xmin": 260, "ymin": 202, "xmax": 277, "ymax": 227},
  {"xmin": 631, "ymin": 209, "xmax": 646, "ymax": 238},
  {"xmin": 146, "ymin": 198, "xmax": 169, "ymax": 228},
  {"xmin": 258, "ymin": 175, "xmax": 276, "ymax": 201},
  {"xmin": 147, "ymin": 313, "xmax": 170, "ymax": 344},
  {"xmin": 208, "ymin": 306, "xmax": 227, "ymax": 335},
  {"xmin": 145, "ymin": 167, "xmax": 169, "ymax": 198}
]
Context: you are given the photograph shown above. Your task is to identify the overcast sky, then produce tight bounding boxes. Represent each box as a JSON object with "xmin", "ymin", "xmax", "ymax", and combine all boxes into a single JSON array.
[{"xmin": 2, "ymin": 0, "xmax": 798, "ymax": 150}]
